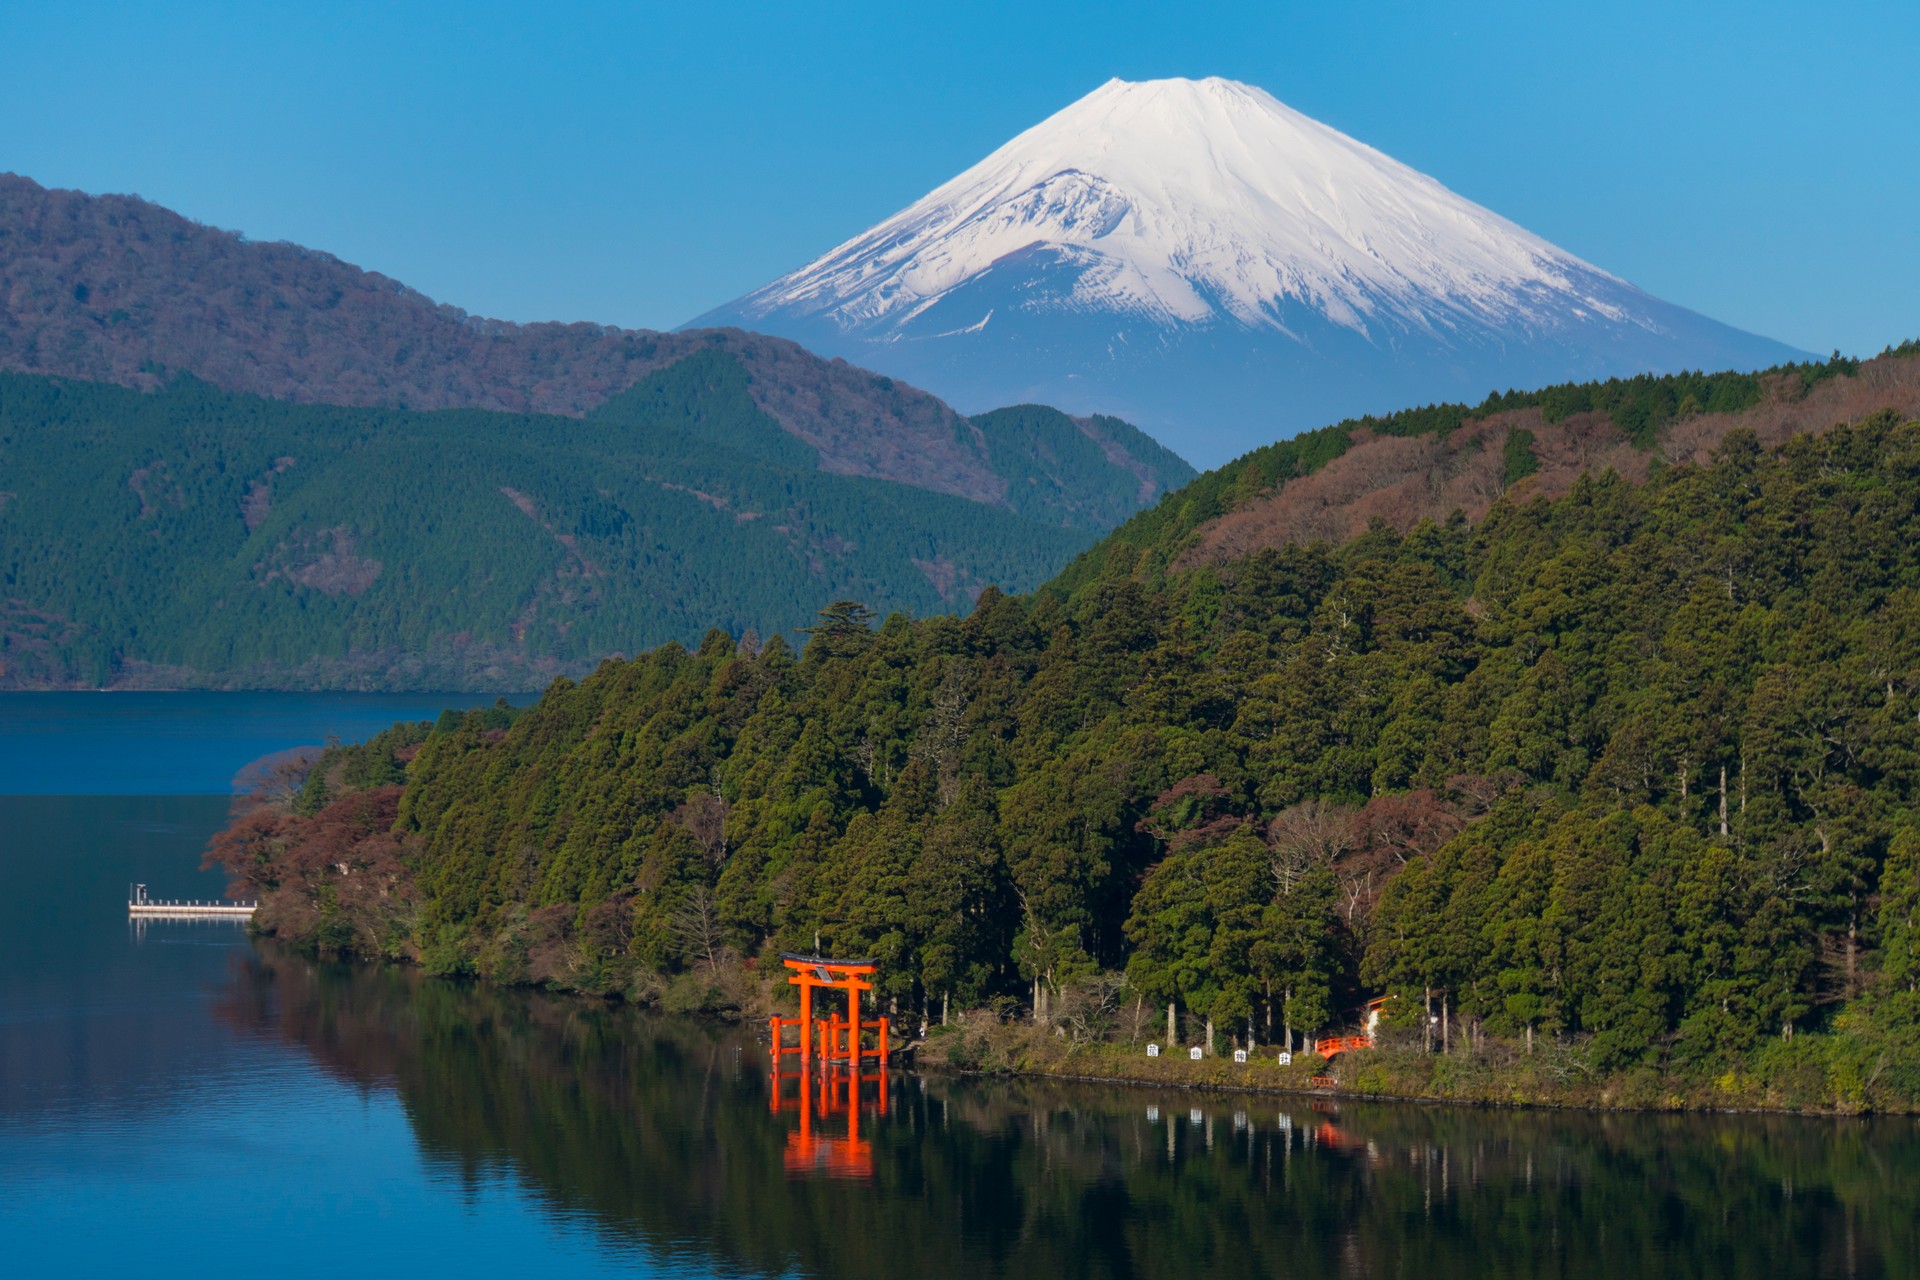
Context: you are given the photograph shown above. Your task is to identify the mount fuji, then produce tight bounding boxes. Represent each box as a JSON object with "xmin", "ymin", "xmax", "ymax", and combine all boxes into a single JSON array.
[{"xmin": 691, "ymin": 77, "xmax": 1809, "ymax": 467}]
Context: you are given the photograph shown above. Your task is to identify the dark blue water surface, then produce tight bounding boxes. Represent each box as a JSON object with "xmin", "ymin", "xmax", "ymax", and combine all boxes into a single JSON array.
[
  {"xmin": 0, "ymin": 691, "xmax": 505, "ymax": 794},
  {"xmin": 3, "ymin": 696, "xmax": 1918, "ymax": 1278}
]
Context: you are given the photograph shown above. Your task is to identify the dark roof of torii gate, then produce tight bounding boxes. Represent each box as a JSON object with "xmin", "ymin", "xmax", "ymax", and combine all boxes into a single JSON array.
[{"xmin": 778, "ymin": 952, "xmax": 877, "ymax": 968}]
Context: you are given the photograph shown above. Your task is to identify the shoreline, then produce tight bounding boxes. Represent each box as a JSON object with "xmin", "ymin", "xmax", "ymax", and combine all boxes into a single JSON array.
[
  {"xmin": 905, "ymin": 1021, "xmax": 1920, "ymax": 1118},
  {"xmin": 922, "ymin": 1058, "xmax": 1905, "ymax": 1120},
  {"xmin": 241, "ymin": 925, "xmax": 1919, "ymax": 1121},
  {"xmin": 290, "ymin": 937, "xmax": 1920, "ymax": 1119}
]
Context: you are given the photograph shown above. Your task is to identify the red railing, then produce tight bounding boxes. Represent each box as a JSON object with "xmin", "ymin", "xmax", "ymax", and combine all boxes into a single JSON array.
[{"xmin": 1314, "ymin": 1034, "xmax": 1373, "ymax": 1060}]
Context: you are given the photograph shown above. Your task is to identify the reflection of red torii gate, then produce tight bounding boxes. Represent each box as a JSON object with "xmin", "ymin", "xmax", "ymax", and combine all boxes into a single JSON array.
[
  {"xmin": 769, "ymin": 953, "xmax": 891, "ymax": 1067},
  {"xmin": 768, "ymin": 1060, "xmax": 890, "ymax": 1178}
]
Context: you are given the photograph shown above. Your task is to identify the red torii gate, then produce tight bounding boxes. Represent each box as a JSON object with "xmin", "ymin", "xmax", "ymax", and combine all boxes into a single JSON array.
[{"xmin": 769, "ymin": 953, "xmax": 891, "ymax": 1067}]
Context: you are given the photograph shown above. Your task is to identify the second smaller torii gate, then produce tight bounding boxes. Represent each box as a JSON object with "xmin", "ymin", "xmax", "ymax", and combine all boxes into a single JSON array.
[{"xmin": 770, "ymin": 953, "xmax": 890, "ymax": 1067}]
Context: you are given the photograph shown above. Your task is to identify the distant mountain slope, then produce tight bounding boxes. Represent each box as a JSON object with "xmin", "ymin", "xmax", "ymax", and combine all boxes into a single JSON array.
[
  {"xmin": 585, "ymin": 352, "xmax": 1192, "ymax": 531},
  {"xmin": 0, "ymin": 371, "xmax": 1094, "ymax": 690},
  {"xmin": 693, "ymin": 76, "xmax": 1810, "ymax": 467},
  {"xmin": 0, "ymin": 173, "xmax": 1189, "ymax": 523},
  {"xmin": 1050, "ymin": 345, "xmax": 1920, "ymax": 596}
]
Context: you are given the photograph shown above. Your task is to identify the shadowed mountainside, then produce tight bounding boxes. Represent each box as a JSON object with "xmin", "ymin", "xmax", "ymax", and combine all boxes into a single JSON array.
[
  {"xmin": 0, "ymin": 370, "xmax": 1096, "ymax": 690},
  {"xmin": 0, "ymin": 174, "xmax": 1191, "ymax": 524}
]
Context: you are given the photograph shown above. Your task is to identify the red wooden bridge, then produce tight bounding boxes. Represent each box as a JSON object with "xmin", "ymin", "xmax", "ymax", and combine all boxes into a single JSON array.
[
  {"xmin": 1313, "ymin": 996, "xmax": 1395, "ymax": 1061},
  {"xmin": 1313, "ymin": 1034, "xmax": 1374, "ymax": 1060}
]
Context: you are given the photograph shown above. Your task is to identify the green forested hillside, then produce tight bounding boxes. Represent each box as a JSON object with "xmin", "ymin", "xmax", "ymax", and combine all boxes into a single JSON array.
[
  {"xmin": 965, "ymin": 404, "xmax": 1196, "ymax": 529},
  {"xmin": 588, "ymin": 353, "xmax": 1192, "ymax": 530},
  {"xmin": 1053, "ymin": 348, "xmax": 1905, "ymax": 594},
  {"xmin": 223, "ymin": 406, "xmax": 1920, "ymax": 1107},
  {"xmin": 0, "ymin": 369, "xmax": 1098, "ymax": 688}
]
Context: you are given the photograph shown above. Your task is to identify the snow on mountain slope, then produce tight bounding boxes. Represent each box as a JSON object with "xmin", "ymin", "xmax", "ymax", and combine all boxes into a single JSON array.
[
  {"xmin": 746, "ymin": 77, "xmax": 1610, "ymax": 336},
  {"xmin": 692, "ymin": 77, "xmax": 1809, "ymax": 467}
]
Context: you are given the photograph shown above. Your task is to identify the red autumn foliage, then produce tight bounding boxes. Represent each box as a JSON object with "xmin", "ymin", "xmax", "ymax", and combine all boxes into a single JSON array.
[
  {"xmin": 205, "ymin": 785, "xmax": 415, "ymax": 954},
  {"xmin": 1176, "ymin": 355, "xmax": 1920, "ymax": 570},
  {"xmin": 1137, "ymin": 773, "xmax": 1239, "ymax": 851},
  {"xmin": 1350, "ymin": 789, "xmax": 1468, "ymax": 864}
]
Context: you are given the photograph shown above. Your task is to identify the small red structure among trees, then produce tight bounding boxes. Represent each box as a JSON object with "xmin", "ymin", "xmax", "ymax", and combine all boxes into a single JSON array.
[
  {"xmin": 769, "ymin": 954, "xmax": 891, "ymax": 1067},
  {"xmin": 1315, "ymin": 996, "xmax": 1393, "ymax": 1061}
]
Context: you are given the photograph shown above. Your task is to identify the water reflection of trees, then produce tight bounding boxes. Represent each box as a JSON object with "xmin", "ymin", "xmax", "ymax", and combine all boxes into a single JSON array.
[{"xmin": 220, "ymin": 949, "xmax": 1920, "ymax": 1280}]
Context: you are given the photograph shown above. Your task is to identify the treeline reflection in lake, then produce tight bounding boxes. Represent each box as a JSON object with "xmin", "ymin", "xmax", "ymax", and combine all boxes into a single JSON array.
[{"xmin": 218, "ymin": 949, "xmax": 1920, "ymax": 1280}]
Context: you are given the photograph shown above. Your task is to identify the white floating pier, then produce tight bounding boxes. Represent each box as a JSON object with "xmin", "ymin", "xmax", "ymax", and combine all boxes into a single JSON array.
[{"xmin": 127, "ymin": 883, "xmax": 257, "ymax": 919}]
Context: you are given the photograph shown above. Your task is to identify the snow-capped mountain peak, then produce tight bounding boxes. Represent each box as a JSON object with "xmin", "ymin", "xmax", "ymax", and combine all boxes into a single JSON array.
[
  {"xmin": 691, "ymin": 77, "xmax": 1805, "ymax": 466},
  {"xmin": 746, "ymin": 76, "xmax": 1605, "ymax": 339}
]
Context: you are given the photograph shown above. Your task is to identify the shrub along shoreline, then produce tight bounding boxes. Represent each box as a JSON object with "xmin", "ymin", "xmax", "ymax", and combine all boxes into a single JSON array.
[{"xmin": 911, "ymin": 1015, "xmax": 1913, "ymax": 1115}]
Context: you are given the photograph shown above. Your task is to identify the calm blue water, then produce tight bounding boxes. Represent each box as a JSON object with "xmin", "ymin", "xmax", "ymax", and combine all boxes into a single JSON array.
[
  {"xmin": 0, "ymin": 694, "xmax": 618, "ymax": 1277},
  {"xmin": 2, "ymin": 695, "xmax": 1917, "ymax": 1278},
  {"xmin": 0, "ymin": 691, "xmax": 507, "ymax": 794}
]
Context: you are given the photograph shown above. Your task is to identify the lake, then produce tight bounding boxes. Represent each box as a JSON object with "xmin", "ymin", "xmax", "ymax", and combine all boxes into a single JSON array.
[{"xmin": 2, "ymin": 695, "xmax": 1917, "ymax": 1278}]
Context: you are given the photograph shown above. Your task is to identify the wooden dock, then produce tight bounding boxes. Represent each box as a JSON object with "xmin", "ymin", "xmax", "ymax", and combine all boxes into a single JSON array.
[{"xmin": 127, "ymin": 884, "xmax": 256, "ymax": 919}]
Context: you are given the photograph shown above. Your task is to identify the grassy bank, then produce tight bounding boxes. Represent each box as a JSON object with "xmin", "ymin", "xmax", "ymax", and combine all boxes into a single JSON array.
[{"xmin": 909, "ymin": 1012, "xmax": 1920, "ymax": 1116}]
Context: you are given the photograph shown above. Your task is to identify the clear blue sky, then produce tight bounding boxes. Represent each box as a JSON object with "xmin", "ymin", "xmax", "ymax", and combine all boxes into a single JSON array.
[{"xmin": 4, "ymin": 0, "xmax": 1914, "ymax": 356}]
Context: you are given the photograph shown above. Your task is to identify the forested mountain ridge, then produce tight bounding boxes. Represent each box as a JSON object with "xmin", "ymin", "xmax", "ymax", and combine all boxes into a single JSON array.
[
  {"xmin": 1054, "ymin": 345, "xmax": 1920, "ymax": 595},
  {"xmin": 0, "ymin": 370, "xmax": 1094, "ymax": 689},
  {"xmin": 219, "ymin": 398, "xmax": 1920, "ymax": 1108},
  {"xmin": 0, "ymin": 174, "xmax": 1192, "ymax": 518}
]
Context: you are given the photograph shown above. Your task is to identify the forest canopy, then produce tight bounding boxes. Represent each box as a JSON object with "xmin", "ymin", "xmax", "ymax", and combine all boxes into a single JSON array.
[{"xmin": 216, "ymin": 400, "xmax": 1920, "ymax": 1105}]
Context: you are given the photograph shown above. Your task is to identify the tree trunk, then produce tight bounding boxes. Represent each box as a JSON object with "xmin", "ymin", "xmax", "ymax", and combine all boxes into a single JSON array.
[
  {"xmin": 942, "ymin": 991, "xmax": 950, "ymax": 1026},
  {"xmin": 1424, "ymin": 986, "xmax": 1433, "ymax": 1054},
  {"xmin": 1283, "ymin": 988, "xmax": 1292, "ymax": 1057},
  {"xmin": 1719, "ymin": 766, "xmax": 1730, "ymax": 837},
  {"xmin": 1442, "ymin": 996, "xmax": 1450, "ymax": 1054},
  {"xmin": 1847, "ymin": 912, "xmax": 1859, "ymax": 996},
  {"xmin": 1204, "ymin": 1017, "xmax": 1214, "ymax": 1056},
  {"xmin": 1168, "ymin": 1002, "xmax": 1177, "ymax": 1046},
  {"xmin": 1526, "ymin": 1023, "xmax": 1534, "ymax": 1055}
]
